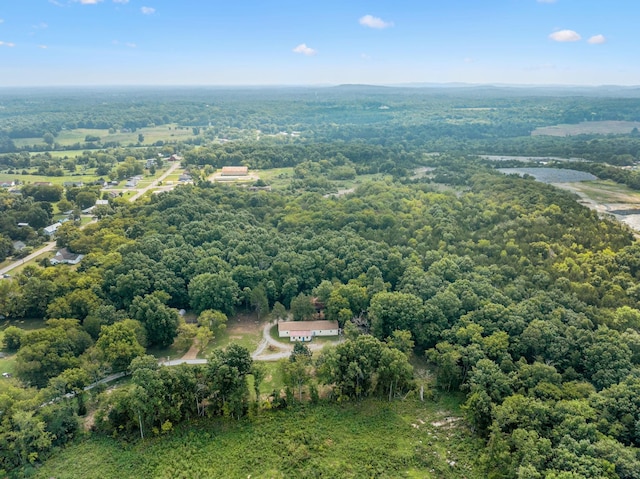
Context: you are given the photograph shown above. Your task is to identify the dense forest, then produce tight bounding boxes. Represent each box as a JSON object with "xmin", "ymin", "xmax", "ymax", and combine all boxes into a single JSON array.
[{"xmin": 2, "ymin": 87, "xmax": 640, "ymax": 477}]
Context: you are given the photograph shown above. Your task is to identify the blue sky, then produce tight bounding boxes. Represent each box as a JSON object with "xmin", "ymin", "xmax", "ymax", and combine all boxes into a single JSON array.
[{"xmin": 0, "ymin": 0, "xmax": 636, "ymax": 86}]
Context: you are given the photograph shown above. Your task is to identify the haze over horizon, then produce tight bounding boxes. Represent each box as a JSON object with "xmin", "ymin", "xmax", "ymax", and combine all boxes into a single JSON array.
[{"xmin": 0, "ymin": 0, "xmax": 636, "ymax": 87}]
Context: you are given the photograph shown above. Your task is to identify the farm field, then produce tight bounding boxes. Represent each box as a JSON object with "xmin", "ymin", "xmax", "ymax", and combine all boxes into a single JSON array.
[
  {"xmin": 32, "ymin": 398, "xmax": 482, "ymax": 479},
  {"xmin": 532, "ymin": 120, "xmax": 640, "ymax": 137},
  {"xmin": 12, "ymin": 124, "xmax": 198, "ymax": 149}
]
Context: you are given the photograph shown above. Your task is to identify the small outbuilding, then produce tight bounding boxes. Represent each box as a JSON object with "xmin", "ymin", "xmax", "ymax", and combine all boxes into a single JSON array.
[{"xmin": 278, "ymin": 320, "xmax": 339, "ymax": 342}]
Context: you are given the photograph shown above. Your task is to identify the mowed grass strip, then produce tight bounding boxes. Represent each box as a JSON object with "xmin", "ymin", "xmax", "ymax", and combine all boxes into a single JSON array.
[{"xmin": 32, "ymin": 399, "xmax": 483, "ymax": 479}]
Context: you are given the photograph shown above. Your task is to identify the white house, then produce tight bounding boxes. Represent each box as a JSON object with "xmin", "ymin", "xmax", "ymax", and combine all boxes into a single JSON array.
[
  {"xmin": 43, "ymin": 223, "xmax": 61, "ymax": 236},
  {"xmin": 278, "ymin": 320, "xmax": 339, "ymax": 342},
  {"xmin": 50, "ymin": 248, "xmax": 84, "ymax": 265}
]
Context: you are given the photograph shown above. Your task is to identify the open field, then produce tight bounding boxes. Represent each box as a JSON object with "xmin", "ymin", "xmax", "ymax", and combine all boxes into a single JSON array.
[
  {"xmin": 32, "ymin": 398, "xmax": 482, "ymax": 479},
  {"xmin": 12, "ymin": 124, "xmax": 198, "ymax": 149},
  {"xmin": 532, "ymin": 120, "xmax": 640, "ymax": 137},
  {"xmin": 0, "ymin": 171, "xmax": 103, "ymax": 185}
]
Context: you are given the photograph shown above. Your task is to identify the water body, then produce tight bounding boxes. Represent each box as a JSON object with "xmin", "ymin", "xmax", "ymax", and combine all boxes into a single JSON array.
[{"xmin": 497, "ymin": 167, "xmax": 597, "ymax": 184}]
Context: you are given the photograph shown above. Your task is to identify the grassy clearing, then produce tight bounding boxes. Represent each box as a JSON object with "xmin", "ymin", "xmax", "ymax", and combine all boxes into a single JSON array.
[
  {"xmin": 257, "ymin": 360, "xmax": 285, "ymax": 395},
  {"xmin": 32, "ymin": 398, "xmax": 483, "ymax": 479},
  {"xmin": 199, "ymin": 314, "xmax": 263, "ymax": 358},
  {"xmin": 564, "ymin": 179, "xmax": 640, "ymax": 204}
]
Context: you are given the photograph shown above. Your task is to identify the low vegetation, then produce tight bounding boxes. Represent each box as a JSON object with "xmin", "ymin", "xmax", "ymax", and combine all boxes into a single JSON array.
[{"xmin": 33, "ymin": 399, "xmax": 482, "ymax": 479}]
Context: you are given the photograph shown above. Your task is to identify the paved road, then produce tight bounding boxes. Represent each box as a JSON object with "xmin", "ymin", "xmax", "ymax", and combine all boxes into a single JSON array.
[
  {"xmin": 0, "ymin": 241, "xmax": 57, "ymax": 276},
  {"xmin": 128, "ymin": 162, "xmax": 180, "ymax": 202}
]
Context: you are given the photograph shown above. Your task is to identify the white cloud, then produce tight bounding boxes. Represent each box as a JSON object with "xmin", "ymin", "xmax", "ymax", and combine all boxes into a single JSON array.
[
  {"xmin": 359, "ymin": 14, "xmax": 393, "ymax": 29},
  {"xmin": 549, "ymin": 29, "xmax": 581, "ymax": 42},
  {"xmin": 0, "ymin": 19, "xmax": 4, "ymax": 24},
  {"xmin": 292, "ymin": 43, "xmax": 316, "ymax": 56},
  {"xmin": 141, "ymin": 6, "xmax": 155, "ymax": 15},
  {"xmin": 126, "ymin": 42, "xmax": 137, "ymax": 48},
  {"xmin": 113, "ymin": 0, "xmax": 129, "ymax": 3},
  {"xmin": 588, "ymin": 34, "xmax": 606, "ymax": 44},
  {"xmin": 464, "ymin": 57, "xmax": 474, "ymax": 63},
  {"xmin": 0, "ymin": 41, "xmax": 15, "ymax": 47},
  {"xmin": 76, "ymin": 0, "xmax": 103, "ymax": 4},
  {"xmin": 360, "ymin": 53, "xmax": 371, "ymax": 60},
  {"xmin": 537, "ymin": 0, "xmax": 557, "ymax": 3},
  {"xmin": 38, "ymin": 45, "xmax": 48, "ymax": 49}
]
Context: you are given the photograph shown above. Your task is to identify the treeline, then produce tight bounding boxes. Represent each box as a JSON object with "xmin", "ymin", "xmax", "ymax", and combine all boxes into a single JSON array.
[
  {"xmin": 184, "ymin": 142, "xmax": 418, "ymax": 175},
  {"xmin": 4, "ymin": 87, "xmax": 640, "ymax": 153},
  {"xmin": 469, "ymin": 133, "xmax": 640, "ymax": 164}
]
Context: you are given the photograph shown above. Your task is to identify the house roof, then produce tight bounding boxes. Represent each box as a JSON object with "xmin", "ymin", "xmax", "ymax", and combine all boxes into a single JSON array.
[
  {"xmin": 289, "ymin": 331, "xmax": 312, "ymax": 337},
  {"xmin": 278, "ymin": 320, "xmax": 339, "ymax": 332},
  {"xmin": 43, "ymin": 223, "xmax": 61, "ymax": 234},
  {"xmin": 51, "ymin": 248, "xmax": 84, "ymax": 264}
]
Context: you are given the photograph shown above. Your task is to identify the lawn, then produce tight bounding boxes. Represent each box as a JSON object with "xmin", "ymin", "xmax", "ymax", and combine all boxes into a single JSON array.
[{"xmin": 31, "ymin": 398, "xmax": 483, "ymax": 479}]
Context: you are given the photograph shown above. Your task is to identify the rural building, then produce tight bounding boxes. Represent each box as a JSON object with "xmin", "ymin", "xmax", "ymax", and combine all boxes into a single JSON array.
[
  {"xmin": 43, "ymin": 223, "xmax": 61, "ymax": 236},
  {"xmin": 125, "ymin": 178, "xmax": 139, "ymax": 188},
  {"xmin": 12, "ymin": 241, "xmax": 25, "ymax": 252},
  {"xmin": 95, "ymin": 199, "xmax": 109, "ymax": 206},
  {"xmin": 167, "ymin": 154, "xmax": 183, "ymax": 162},
  {"xmin": 0, "ymin": 181, "xmax": 15, "ymax": 188},
  {"xmin": 33, "ymin": 181, "xmax": 52, "ymax": 186},
  {"xmin": 278, "ymin": 320, "xmax": 339, "ymax": 342},
  {"xmin": 63, "ymin": 181, "xmax": 84, "ymax": 188},
  {"xmin": 221, "ymin": 166, "xmax": 249, "ymax": 176},
  {"xmin": 50, "ymin": 248, "xmax": 84, "ymax": 265}
]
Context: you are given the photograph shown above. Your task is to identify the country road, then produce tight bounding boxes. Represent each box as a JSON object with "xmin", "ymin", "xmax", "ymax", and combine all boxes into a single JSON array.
[{"xmin": 128, "ymin": 162, "xmax": 180, "ymax": 202}]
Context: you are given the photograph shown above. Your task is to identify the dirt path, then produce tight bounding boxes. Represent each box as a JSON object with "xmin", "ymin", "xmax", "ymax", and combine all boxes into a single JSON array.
[{"xmin": 181, "ymin": 341, "xmax": 200, "ymax": 360}]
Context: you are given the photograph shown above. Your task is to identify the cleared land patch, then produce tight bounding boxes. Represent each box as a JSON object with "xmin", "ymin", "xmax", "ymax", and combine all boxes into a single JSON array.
[{"xmin": 532, "ymin": 120, "xmax": 640, "ymax": 137}]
